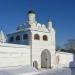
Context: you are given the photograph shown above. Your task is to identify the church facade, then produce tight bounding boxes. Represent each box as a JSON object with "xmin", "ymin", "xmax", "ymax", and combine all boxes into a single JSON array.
[{"xmin": 0, "ymin": 10, "xmax": 74, "ymax": 69}]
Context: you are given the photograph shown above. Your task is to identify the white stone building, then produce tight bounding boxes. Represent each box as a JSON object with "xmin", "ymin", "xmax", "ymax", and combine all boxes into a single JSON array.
[{"xmin": 0, "ymin": 10, "xmax": 75, "ymax": 69}]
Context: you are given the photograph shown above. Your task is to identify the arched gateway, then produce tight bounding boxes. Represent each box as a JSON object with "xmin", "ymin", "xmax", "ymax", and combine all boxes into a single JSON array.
[{"xmin": 41, "ymin": 49, "xmax": 51, "ymax": 68}]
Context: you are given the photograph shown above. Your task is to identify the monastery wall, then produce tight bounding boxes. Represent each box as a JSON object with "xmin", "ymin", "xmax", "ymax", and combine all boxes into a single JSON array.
[
  {"xmin": 56, "ymin": 52, "xmax": 75, "ymax": 68},
  {"xmin": 0, "ymin": 43, "xmax": 30, "ymax": 67}
]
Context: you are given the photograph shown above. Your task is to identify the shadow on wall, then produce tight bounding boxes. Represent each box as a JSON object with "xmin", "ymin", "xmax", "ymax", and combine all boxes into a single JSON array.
[{"xmin": 69, "ymin": 54, "xmax": 75, "ymax": 75}]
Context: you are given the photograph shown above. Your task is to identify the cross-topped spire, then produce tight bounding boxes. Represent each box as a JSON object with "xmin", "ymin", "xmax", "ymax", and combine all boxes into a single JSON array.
[{"xmin": 0, "ymin": 29, "xmax": 6, "ymax": 43}]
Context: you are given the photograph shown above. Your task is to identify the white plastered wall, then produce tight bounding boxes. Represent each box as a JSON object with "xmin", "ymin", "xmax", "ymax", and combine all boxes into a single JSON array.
[
  {"xmin": 0, "ymin": 43, "xmax": 30, "ymax": 67},
  {"xmin": 56, "ymin": 52, "xmax": 75, "ymax": 68}
]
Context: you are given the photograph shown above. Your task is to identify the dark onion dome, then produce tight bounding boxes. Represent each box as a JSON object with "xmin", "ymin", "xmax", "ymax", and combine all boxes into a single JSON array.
[{"xmin": 28, "ymin": 9, "xmax": 36, "ymax": 14}]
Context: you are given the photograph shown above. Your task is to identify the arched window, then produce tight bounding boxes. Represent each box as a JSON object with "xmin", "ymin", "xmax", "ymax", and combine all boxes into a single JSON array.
[
  {"xmin": 9, "ymin": 36, "xmax": 14, "ymax": 42},
  {"xmin": 16, "ymin": 35, "xmax": 20, "ymax": 41},
  {"xmin": 34, "ymin": 34, "xmax": 40, "ymax": 40},
  {"xmin": 43, "ymin": 35, "xmax": 48, "ymax": 41},
  {"xmin": 23, "ymin": 34, "xmax": 28, "ymax": 40},
  {"xmin": 33, "ymin": 61, "xmax": 38, "ymax": 69}
]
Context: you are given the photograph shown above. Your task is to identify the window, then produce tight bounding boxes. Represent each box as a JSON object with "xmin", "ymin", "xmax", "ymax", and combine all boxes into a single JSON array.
[
  {"xmin": 23, "ymin": 34, "xmax": 28, "ymax": 40},
  {"xmin": 56, "ymin": 56, "xmax": 59, "ymax": 64},
  {"xmin": 9, "ymin": 36, "xmax": 14, "ymax": 42},
  {"xmin": 34, "ymin": 34, "xmax": 40, "ymax": 40},
  {"xmin": 33, "ymin": 61, "xmax": 38, "ymax": 69},
  {"xmin": 43, "ymin": 35, "xmax": 48, "ymax": 41},
  {"xmin": 16, "ymin": 35, "xmax": 20, "ymax": 41}
]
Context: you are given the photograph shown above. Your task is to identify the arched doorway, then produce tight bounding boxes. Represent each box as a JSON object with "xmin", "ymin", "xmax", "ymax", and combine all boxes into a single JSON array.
[
  {"xmin": 41, "ymin": 49, "xmax": 51, "ymax": 68},
  {"xmin": 33, "ymin": 61, "xmax": 38, "ymax": 69}
]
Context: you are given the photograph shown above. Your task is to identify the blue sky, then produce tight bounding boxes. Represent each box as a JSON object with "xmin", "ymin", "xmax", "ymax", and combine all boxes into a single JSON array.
[{"xmin": 0, "ymin": 0, "xmax": 75, "ymax": 48}]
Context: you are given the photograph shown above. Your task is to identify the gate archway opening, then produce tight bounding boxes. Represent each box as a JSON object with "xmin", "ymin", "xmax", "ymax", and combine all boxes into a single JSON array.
[{"xmin": 41, "ymin": 49, "xmax": 51, "ymax": 68}]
